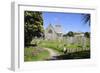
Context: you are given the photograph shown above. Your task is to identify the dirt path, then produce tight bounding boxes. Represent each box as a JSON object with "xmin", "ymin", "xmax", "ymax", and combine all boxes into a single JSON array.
[{"xmin": 43, "ymin": 48, "xmax": 60, "ymax": 60}]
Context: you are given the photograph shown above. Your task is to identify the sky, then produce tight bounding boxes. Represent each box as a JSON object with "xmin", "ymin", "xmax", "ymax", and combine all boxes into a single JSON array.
[{"xmin": 42, "ymin": 12, "xmax": 90, "ymax": 34}]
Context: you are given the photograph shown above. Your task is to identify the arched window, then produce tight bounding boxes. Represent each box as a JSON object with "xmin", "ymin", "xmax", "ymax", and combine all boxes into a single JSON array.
[{"xmin": 48, "ymin": 29, "xmax": 52, "ymax": 33}]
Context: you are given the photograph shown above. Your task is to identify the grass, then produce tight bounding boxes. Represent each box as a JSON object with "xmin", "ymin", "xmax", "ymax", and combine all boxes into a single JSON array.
[
  {"xmin": 38, "ymin": 39, "xmax": 90, "ymax": 53},
  {"xmin": 38, "ymin": 40, "xmax": 64, "ymax": 53},
  {"xmin": 56, "ymin": 50, "xmax": 90, "ymax": 60},
  {"xmin": 24, "ymin": 47, "xmax": 50, "ymax": 61},
  {"xmin": 24, "ymin": 39, "xmax": 90, "ymax": 61},
  {"xmin": 65, "ymin": 44, "xmax": 83, "ymax": 49}
]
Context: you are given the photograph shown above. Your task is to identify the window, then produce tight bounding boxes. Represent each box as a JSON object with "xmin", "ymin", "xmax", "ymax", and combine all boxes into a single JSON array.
[{"xmin": 48, "ymin": 29, "xmax": 52, "ymax": 33}]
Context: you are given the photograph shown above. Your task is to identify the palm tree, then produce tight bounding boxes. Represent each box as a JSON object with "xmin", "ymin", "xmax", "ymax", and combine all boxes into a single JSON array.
[{"xmin": 82, "ymin": 14, "xmax": 90, "ymax": 26}]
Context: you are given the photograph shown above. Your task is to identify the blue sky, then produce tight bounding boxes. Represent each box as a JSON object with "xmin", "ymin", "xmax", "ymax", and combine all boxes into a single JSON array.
[{"xmin": 42, "ymin": 12, "xmax": 90, "ymax": 34}]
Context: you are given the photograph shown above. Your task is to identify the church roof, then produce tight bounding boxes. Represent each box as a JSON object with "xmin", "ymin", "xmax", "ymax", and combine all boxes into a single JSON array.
[
  {"xmin": 46, "ymin": 24, "xmax": 63, "ymax": 34},
  {"xmin": 54, "ymin": 25, "xmax": 62, "ymax": 33}
]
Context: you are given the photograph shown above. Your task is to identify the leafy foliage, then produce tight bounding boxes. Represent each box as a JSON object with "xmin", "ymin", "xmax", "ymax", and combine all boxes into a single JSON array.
[
  {"xmin": 24, "ymin": 11, "xmax": 44, "ymax": 46},
  {"xmin": 84, "ymin": 32, "xmax": 90, "ymax": 38},
  {"xmin": 66, "ymin": 31, "xmax": 74, "ymax": 37},
  {"xmin": 82, "ymin": 14, "xmax": 90, "ymax": 26}
]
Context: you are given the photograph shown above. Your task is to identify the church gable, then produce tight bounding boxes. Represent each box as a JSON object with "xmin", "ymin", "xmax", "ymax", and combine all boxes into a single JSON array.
[
  {"xmin": 45, "ymin": 24, "xmax": 57, "ymax": 40},
  {"xmin": 45, "ymin": 24, "xmax": 63, "ymax": 40},
  {"xmin": 46, "ymin": 24, "xmax": 55, "ymax": 34}
]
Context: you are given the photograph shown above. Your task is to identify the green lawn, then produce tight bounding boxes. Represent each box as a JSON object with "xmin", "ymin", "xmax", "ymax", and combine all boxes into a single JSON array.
[
  {"xmin": 38, "ymin": 40, "xmax": 64, "ymax": 53},
  {"xmin": 38, "ymin": 39, "xmax": 90, "ymax": 53},
  {"xmin": 24, "ymin": 39, "xmax": 90, "ymax": 61},
  {"xmin": 56, "ymin": 50, "xmax": 90, "ymax": 59},
  {"xmin": 24, "ymin": 47, "xmax": 50, "ymax": 61}
]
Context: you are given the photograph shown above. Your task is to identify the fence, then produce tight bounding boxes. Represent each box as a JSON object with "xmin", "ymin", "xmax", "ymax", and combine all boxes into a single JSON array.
[{"xmin": 65, "ymin": 48, "xmax": 90, "ymax": 53}]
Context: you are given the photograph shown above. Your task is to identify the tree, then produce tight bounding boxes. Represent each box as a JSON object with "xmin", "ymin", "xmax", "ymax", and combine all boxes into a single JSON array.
[
  {"xmin": 82, "ymin": 14, "xmax": 90, "ymax": 26},
  {"xmin": 66, "ymin": 31, "xmax": 74, "ymax": 37},
  {"xmin": 84, "ymin": 32, "xmax": 90, "ymax": 38},
  {"xmin": 24, "ymin": 11, "xmax": 44, "ymax": 46}
]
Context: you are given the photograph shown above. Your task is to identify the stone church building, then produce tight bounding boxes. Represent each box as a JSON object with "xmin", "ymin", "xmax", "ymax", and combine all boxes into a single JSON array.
[{"xmin": 45, "ymin": 24, "xmax": 63, "ymax": 40}]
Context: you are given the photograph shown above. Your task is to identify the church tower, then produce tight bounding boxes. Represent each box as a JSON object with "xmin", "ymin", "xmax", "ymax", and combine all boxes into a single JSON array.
[
  {"xmin": 54, "ymin": 25, "xmax": 63, "ymax": 38},
  {"xmin": 54, "ymin": 25, "xmax": 62, "ymax": 33}
]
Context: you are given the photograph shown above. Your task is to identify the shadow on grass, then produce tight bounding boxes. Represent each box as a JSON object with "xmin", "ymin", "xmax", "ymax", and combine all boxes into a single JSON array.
[
  {"xmin": 25, "ymin": 44, "xmax": 37, "ymax": 47},
  {"xmin": 47, "ymin": 50, "xmax": 90, "ymax": 60}
]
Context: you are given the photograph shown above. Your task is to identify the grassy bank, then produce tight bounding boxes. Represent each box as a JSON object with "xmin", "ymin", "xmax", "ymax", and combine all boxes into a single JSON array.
[
  {"xmin": 24, "ymin": 47, "xmax": 50, "ymax": 61},
  {"xmin": 38, "ymin": 40, "xmax": 64, "ymax": 53},
  {"xmin": 55, "ymin": 50, "xmax": 90, "ymax": 60},
  {"xmin": 38, "ymin": 39, "xmax": 90, "ymax": 53}
]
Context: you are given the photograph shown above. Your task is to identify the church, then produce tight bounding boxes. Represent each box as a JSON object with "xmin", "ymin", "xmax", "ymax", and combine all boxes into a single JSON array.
[{"xmin": 45, "ymin": 24, "xmax": 63, "ymax": 40}]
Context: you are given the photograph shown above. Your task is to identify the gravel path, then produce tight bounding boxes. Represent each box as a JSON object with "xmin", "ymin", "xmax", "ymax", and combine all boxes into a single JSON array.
[{"xmin": 43, "ymin": 48, "xmax": 59, "ymax": 60}]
